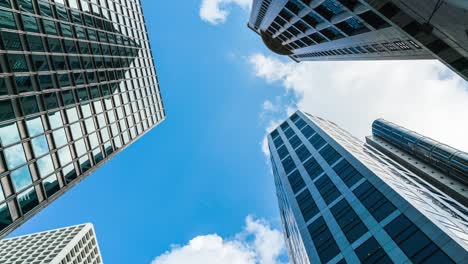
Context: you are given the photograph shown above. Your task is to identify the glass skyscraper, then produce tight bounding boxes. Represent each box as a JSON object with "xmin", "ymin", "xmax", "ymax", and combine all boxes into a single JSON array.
[
  {"xmin": 249, "ymin": 0, "xmax": 468, "ymax": 81},
  {"xmin": 0, "ymin": 0, "xmax": 165, "ymax": 238},
  {"xmin": 0, "ymin": 223, "xmax": 103, "ymax": 263},
  {"xmin": 268, "ymin": 111, "xmax": 467, "ymax": 263}
]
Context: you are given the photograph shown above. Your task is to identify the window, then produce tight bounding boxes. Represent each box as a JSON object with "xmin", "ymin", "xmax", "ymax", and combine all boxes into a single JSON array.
[
  {"xmin": 288, "ymin": 170, "xmax": 305, "ymax": 194},
  {"xmin": 37, "ymin": 155, "xmax": 54, "ymax": 178},
  {"xmin": 319, "ymin": 144, "xmax": 341, "ymax": 165},
  {"xmin": 0, "ymin": 10, "xmax": 16, "ymax": 30},
  {"xmin": 277, "ymin": 145, "xmax": 289, "ymax": 160},
  {"xmin": 333, "ymin": 159, "xmax": 363, "ymax": 187},
  {"xmin": 0, "ymin": 203, "xmax": 12, "ymax": 231},
  {"xmin": 43, "ymin": 174, "xmax": 60, "ymax": 197},
  {"xmin": 282, "ymin": 156, "xmax": 296, "ymax": 175},
  {"xmin": 17, "ymin": 187, "xmax": 38, "ymax": 214},
  {"xmin": 26, "ymin": 116, "xmax": 44, "ymax": 136},
  {"xmin": 4, "ymin": 144, "xmax": 27, "ymax": 169},
  {"xmin": 273, "ymin": 136, "xmax": 284, "ymax": 148},
  {"xmin": 301, "ymin": 125, "xmax": 315, "ymax": 138},
  {"xmin": 303, "ymin": 157, "xmax": 323, "ymax": 181},
  {"xmin": 289, "ymin": 135, "xmax": 301, "ymax": 149},
  {"xmin": 315, "ymin": 175, "xmax": 341, "ymax": 204},
  {"xmin": 309, "ymin": 133, "xmax": 326, "ymax": 149},
  {"xmin": 308, "ymin": 217, "xmax": 340, "ymax": 263},
  {"xmin": 31, "ymin": 135, "xmax": 49, "ymax": 157},
  {"xmin": 385, "ymin": 215, "xmax": 454, "ymax": 263},
  {"xmin": 11, "ymin": 166, "xmax": 33, "ymax": 191},
  {"xmin": 15, "ymin": 76, "xmax": 33, "ymax": 93},
  {"xmin": 355, "ymin": 237, "xmax": 392, "ymax": 263},
  {"xmin": 295, "ymin": 145, "xmax": 311, "ymax": 162},
  {"xmin": 2, "ymin": 32, "xmax": 22, "ymax": 51},
  {"xmin": 26, "ymin": 35, "xmax": 45, "ymax": 52},
  {"xmin": 331, "ymin": 199, "xmax": 367, "ymax": 243},
  {"xmin": 8, "ymin": 54, "xmax": 29, "ymax": 72},
  {"xmin": 353, "ymin": 181, "xmax": 396, "ymax": 222},
  {"xmin": 0, "ymin": 122, "xmax": 21, "ymax": 147},
  {"xmin": 296, "ymin": 189, "xmax": 319, "ymax": 222}
]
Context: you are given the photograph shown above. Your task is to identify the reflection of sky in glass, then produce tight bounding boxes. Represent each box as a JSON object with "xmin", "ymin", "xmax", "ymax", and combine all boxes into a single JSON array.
[
  {"xmin": 58, "ymin": 146, "xmax": 72, "ymax": 166},
  {"xmin": 48, "ymin": 111, "xmax": 63, "ymax": 129},
  {"xmin": 11, "ymin": 166, "xmax": 32, "ymax": 191},
  {"xmin": 31, "ymin": 135, "xmax": 50, "ymax": 157},
  {"xmin": 81, "ymin": 104, "xmax": 92, "ymax": 117},
  {"xmin": 26, "ymin": 117, "xmax": 44, "ymax": 137},
  {"xmin": 85, "ymin": 118, "xmax": 95, "ymax": 133},
  {"xmin": 89, "ymin": 133, "xmax": 99, "ymax": 148},
  {"xmin": 53, "ymin": 128, "xmax": 68, "ymax": 147},
  {"xmin": 66, "ymin": 107, "xmax": 78, "ymax": 123},
  {"xmin": 75, "ymin": 139, "xmax": 87, "ymax": 156},
  {"xmin": 37, "ymin": 155, "xmax": 54, "ymax": 178},
  {"xmin": 4, "ymin": 144, "xmax": 27, "ymax": 169},
  {"xmin": 0, "ymin": 122, "xmax": 21, "ymax": 147},
  {"xmin": 70, "ymin": 123, "xmax": 82, "ymax": 140}
]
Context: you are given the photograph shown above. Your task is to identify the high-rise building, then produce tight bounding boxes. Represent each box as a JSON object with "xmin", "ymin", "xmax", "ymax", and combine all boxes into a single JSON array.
[
  {"xmin": 267, "ymin": 111, "xmax": 467, "ymax": 264},
  {"xmin": 0, "ymin": 0, "xmax": 165, "ymax": 238},
  {"xmin": 0, "ymin": 223, "xmax": 103, "ymax": 264},
  {"xmin": 248, "ymin": 0, "xmax": 468, "ymax": 81}
]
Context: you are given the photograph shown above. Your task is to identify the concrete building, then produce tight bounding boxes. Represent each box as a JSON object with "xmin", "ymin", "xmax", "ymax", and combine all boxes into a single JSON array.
[
  {"xmin": 0, "ymin": 223, "xmax": 103, "ymax": 264},
  {"xmin": 0, "ymin": 0, "xmax": 165, "ymax": 238},
  {"xmin": 267, "ymin": 111, "xmax": 467, "ymax": 263},
  {"xmin": 249, "ymin": 0, "xmax": 468, "ymax": 81}
]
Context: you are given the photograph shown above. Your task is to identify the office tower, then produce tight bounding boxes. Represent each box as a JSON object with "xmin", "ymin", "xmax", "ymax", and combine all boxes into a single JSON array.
[
  {"xmin": 0, "ymin": 223, "xmax": 103, "ymax": 263},
  {"xmin": 0, "ymin": 0, "xmax": 165, "ymax": 238},
  {"xmin": 267, "ymin": 111, "xmax": 467, "ymax": 264},
  {"xmin": 248, "ymin": 0, "xmax": 468, "ymax": 81}
]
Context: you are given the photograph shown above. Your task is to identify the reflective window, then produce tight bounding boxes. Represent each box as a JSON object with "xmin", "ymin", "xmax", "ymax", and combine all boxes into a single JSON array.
[
  {"xmin": 4, "ymin": 144, "xmax": 27, "ymax": 169},
  {"xmin": 0, "ymin": 122, "xmax": 21, "ymax": 146},
  {"xmin": 36, "ymin": 155, "xmax": 54, "ymax": 178},
  {"xmin": 75, "ymin": 139, "xmax": 87, "ymax": 156},
  {"xmin": 315, "ymin": 175, "xmax": 341, "ymax": 204},
  {"xmin": 53, "ymin": 128, "xmax": 68, "ymax": 147},
  {"xmin": 70, "ymin": 123, "xmax": 82, "ymax": 140},
  {"xmin": 62, "ymin": 163, "xmax": 76, "ymax": 184},
  {"xmin": 10, "ymin": 166, "xmax": 33, "ymax": 191},
  {"xmin": 331, "ymin": 199, "xmax": 367, "ymax": 243},
  {"xmin": 355, "ymin": 237, "xmax": 392, "ymax": 263},
  {"xmin": 0, "ymin": 203, "xmax": 12, "ymax": 231},
  {"xmin": 31, "ymin": 135, "xmax": 49, "ymax": 157},
  {"xmin": 48, "ymin": 112, "xmax": 63, "ymax": 129},
  {"xmin": 58, "ymin": 146, "xmax": 72, "ymax": 166},
  {"xmin": 26, "ymin": 116, "xmax": 44, "ymax": 137},
  {"xmin": 43, "ymin": 174, "xmax": 60, "ymax": 197},
  {"xmin": 308, "ymin": 217, "xmax": 340, "ymax": 263},
  {"xmin": 353, "ymin": 181, "xmax": 396, "ymax": 222},
  {"xmin": 17, "ymin": 187, "xmax": 38, "ymax": 214},
  {"xmin": 288, "ymin": 170, "xmax": 305, "ymax": 194},
  {"xmin": 89, "ymin": 133, "xmax": 99, "ymax": 149},
  {"xmin": 0, "ymin": 10, "xmax": 16, "ymax": 30},
  {"xmin": 66, "ymin": 107, "xmax": 79, "ymax": 123}
]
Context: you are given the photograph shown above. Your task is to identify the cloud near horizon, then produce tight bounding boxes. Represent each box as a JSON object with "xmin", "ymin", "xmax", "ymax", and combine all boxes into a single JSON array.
[
  {"xmin": 151, "ymin": 216, "xmax": 286, "ymax": 264},
  {"xmin": 200, "ymin": 0, "xmax": 251, "ymax": 25},
  {"xmin": 249, "ymin": 54, "xmax": 468, "ymax": 154}
]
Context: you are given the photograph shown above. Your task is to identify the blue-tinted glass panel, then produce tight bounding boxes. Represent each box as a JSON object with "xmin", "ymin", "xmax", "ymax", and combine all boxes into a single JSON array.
[
  {"xmin": 282, "ymin": 156, "xmax": 296, "ymax": 175},
  {"xmin": 295, "ymin": 145, "xmax": 311, "ymax": 162},
  {"xmin": 289, "ymin": 134, "xmax": 301, "ymax": 149},
  {"xmin": 26, "ymin": 116, "xmax": 44, "ymax": 137},
  {"xmin": 4, "ymin": 144, "xmax": 27, "ymax": 169},
  {"xmin": 319, "ymin": 144, "xmax": 341, "ymax": 165},
  {"xmin": 288, "ymin": 170, "xmax": 305, "ymax": 194},
  {"xmin": 331, "ymin": 199, "xmax": 367, "ymax": 243},
  {"xmin": 301, "ymin": 125, "xmax": 315, "ymax": 138},
  {"xmin": 333, "ymin": 159, "xmax": 363, "ymax": 187},
  {"xmin": 0, "ymin": 203, "xmax": 12, "ymax": 232},
  {"xmin": 355, "ymin": 237, "xmax": 392, "ymax": 264},
  {"xmin": 296, "ymin": 189, "xmax": 319, "ymax": 222},
  {"xmin": 31, "ymin": 135, "xmax": 50, "ymax": 157},
  {"xmin": 277, "ymin": 145, "xmax": 289, "ymax": 160},
  {"xmin": 315, "ymin": 175, "xmax": 341, "ymax": 204},
  {"xmin": 17, "ymin": 187, "xmax": 38, "ymax": 214},
  {"xmin": 303, "ymin": 157, "xmax": 323, "ymax": 181},
  {"xmin": 308, "ymin": 217, "xmax": 340, "ymax": 263},
  {"xmin": 309, "ymin": 133, "xmax": 326, "ymax": 149},
  {"xmin": 0, "ymin": 122, "xmax": 21, "ymax": 146},
  {"xmin": 353, "ymin": 181, "xmax": 396, "ymax": 222},
  {"xmin": 43, "ymin": 174, "xmax": 60, "ymax": 197},
  {"xmin": 36, "ymin": 155, "xmax": 54, "ymax": 178}
]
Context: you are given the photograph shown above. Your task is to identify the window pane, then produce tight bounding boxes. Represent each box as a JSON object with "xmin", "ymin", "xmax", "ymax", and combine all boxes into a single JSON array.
[
  {"xmin": 17, "ymin": 187, "xmax": 38, "ymax": 214},
  {"xmin": 53, "ymin": 128, "xmax": 68, "ymax": 147},
  {"xmin": 0, "ymin": 10, "xmax": 16, "ymax": 30},
  {"xmin": 0, "ymin": 203, "xmax": 12, "ymax": 231},
  {"xmin": 1, "ymin": 32, "xmax": 22, "ymax": 51},
  {"xmin": 0, "ymin": 100, "xmax": 15, "ymax": 122},
  {"xmin": 58, "ymin": 146, "xmax": 72, "ymax": 166},
  {"xmin": 21, "ymin": 96, "xmax": 39, "ymax": 115},
  {"xmin": 37, "ymin": 155, "xmax": 54, "ymax": 177},
  {"xmin": 43, "ymin": 174, "xmax": 60, "ymax": 197},
  {"xmin": 4, "ymin": 144, "xmax": 27, "ymax": 169},
  {"xmin": 63, "ymin": 163, "xmax": 76, "ymax": 184},
  {"xmin": 8, "ymin": 54, "xmax": 28, "ymax": 72},
  {"xmin": 31, "ymin": 135, "xmax": 49, "ymax": 157},
  {"xmin": 48, "ymin": 111, "xmax": 63, "ymax": 129},
  {"xmin": 0, "ymin": 122, "xmax": 21, "ymax": 146},
  {"xmin": 10, "ymin": 166, "xmax": 33, "ymax": 191},
  {"xmin": 26, "ymin": 116, "xmax": 44, "ymax": 137}
]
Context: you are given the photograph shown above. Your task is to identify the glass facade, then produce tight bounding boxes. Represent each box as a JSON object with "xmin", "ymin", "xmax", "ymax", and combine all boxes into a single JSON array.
[
  {"xmin": 268, "ymin": 111, "xmax": 467, "ymax": 263},
  {"xmin": 0, "ymin": 0, "xmax": 165, "ymax": 238}
]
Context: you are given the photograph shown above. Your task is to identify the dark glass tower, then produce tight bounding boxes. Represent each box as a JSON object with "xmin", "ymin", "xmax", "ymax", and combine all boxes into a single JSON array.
[
  {"xmin": 268, "ymin": 111, "xmax": 467, "ymax": 263},
  {"xmin": 249, "ymin": 0, "xmax": 468, "ymax": 81},
  {"xmin": 0, "ymin": 0, "xmax": 165, "ymax": 238}
]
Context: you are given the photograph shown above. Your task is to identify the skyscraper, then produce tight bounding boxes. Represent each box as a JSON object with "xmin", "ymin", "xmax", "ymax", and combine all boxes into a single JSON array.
[
  {"xmin": 249, "ymin": 0, "xmax": 468, "ymax": 81},
  {"xmin": 268, "ymin": 111, "xmax": 467, "ymax": 263},
  {"xmin": 0, "ymin": 223, "xmax": 103, "ymax": 263},
  {"xmin": 0, "ymin": 0, "xmax": 165, "ymax": 238}
]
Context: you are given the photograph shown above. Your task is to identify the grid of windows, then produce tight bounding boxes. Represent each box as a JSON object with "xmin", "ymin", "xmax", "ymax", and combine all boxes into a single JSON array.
[{"xmin": 0, "ymin": 0, "xmax": 165, "ymax": 238}]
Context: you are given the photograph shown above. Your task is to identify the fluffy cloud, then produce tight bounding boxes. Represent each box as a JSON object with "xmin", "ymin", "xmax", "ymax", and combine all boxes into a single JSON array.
[
  {"xmin": 151, "ymin": 216, "xmax": 286, "ymax": 264},
  {"xmin": 249, "ymin": 54, "xmax": 468, "ymax": 153},
  {"xmin": 200, "ymin": 0, "xmax": 251, "ymax": 25}
]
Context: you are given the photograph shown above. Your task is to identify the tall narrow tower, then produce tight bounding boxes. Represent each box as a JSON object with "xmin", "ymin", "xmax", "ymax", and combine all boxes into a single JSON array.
[
  {"xmin": 249, "ymin": 0, "xmax": 468, "ymax": 81},
  {"xmin": 0, "ymin": 0, "xmax": 165, "ymax": 238},
  {"xmin": 268, "ymin": 111, "xmax": 467, "ymax": 263}
]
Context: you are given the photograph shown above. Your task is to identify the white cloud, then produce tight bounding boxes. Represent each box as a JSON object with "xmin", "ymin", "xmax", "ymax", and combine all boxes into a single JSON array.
[
  {"xmin": 200, "ymin": 0, "xmax": 251, "ymax": 25},
  {"xmin": 249, "ymin": 53, "xmax": 468, "ymax": 153},
  {"xmin": 151, "ymin": 216, "xmax": 286, "ymax": 264}
]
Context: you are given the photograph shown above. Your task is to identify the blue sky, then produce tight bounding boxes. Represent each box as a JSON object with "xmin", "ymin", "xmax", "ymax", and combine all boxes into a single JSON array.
[{"xmin": 9, "ymin": 0, "xmax": 468, "ymax": 263}]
